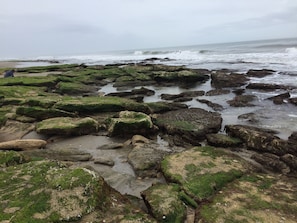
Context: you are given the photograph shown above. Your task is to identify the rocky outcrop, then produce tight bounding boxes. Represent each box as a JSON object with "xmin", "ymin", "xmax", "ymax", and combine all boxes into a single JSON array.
[
  {"xmin": 206, "ymin": 133, "xmax": 242, "ymax": 147},
  {"xmin": 36, "ymin": 117, "xmax": 98, "ymax": 135},
  {"xmin": 267, "ymin": 92, "xmax": 290, "ymax": 104},
  {"xmin": 246, "ymin": 83, "xmax": 293, "ymax": 91},
  {"xmin": 197, "ymin": 99, "xmax": 224, "ymax": 111},
  {"xmin": 141, "ymin": 184, "xmax": 186, "ymax": 222},
  {"xmin": 211, "ymin": 72, "xmax": 249, "ymax": 88},
  {"xmin": 161, "ymin": 90, "xmax": 205, "ymax": 101},
  {"xmin": 155, "ymin": 108, "xmax": 222, "ymax": 146},
  {"xmin": 198, "ymin": 173, "xmax": 297, "ymax": 222},
  {"xmin": 0, "ymin": 139, "xmax": 47, "ymax": 151},
  {"xmin": 225, "ymin": 125, "xmax": 287, "ymax": 155},
  {"xmin": 107, "ymin": 111, "xmax": 157, "ymax": 137},
  {"xmin": 161, "ymin": 146, "xmax": 245, "ymax": 201},
  {"xmin": 16, "ymin": 106, "xmax": 76, "ymax": 120},
  {"xmin": 246, "ymin": 69, "xmax": 275, "ymax": 77},
  {"xmin": 128, "ymin": 135, "xmax": 169, "ymax": 177},
  {"xmin": 0, "ymin": 160, "xmax": 155, "ymax": 222}
]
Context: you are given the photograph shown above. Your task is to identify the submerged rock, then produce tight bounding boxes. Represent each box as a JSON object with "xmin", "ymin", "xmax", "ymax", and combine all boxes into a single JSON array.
[{"xmin": 227, "ymin": 94, "xmax": 256, "ymax": 107}]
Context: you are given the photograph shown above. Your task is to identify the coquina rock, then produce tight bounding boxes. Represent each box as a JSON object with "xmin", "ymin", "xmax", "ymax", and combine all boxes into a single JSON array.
[
  {"xmin": 0, "ymin": 159, "xmax": 155, "ymax": 222},
  {"xmin": 36, "ymin": 117, "xmax": 98, "ymax": 135},
  {"xmin": 225, "ymin": 125, "xmax": 288, "ymax": 156},
  {"xmin": 107, "ymin": 110, "xmax": 157, "ymax": 137},
  {"xmin": 0, "ymin": 139, "xmax": 47, "ymax": 151},
  {"xmin": 155, "ymin": 108, "xmax": 222, "ymax": 146}
]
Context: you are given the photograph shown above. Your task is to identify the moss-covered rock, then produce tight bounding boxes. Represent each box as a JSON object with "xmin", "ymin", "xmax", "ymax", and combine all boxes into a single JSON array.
[
  {"xmin": 161, "ymin": 146, "xmax": 245, "ymax": 201},
  {"xmin": 155, "ymin": 108, "xmax": 222, "ymax": 146},
  {"xmin": 36, "ymin": 117, "xmax": 98, "ymax": 135},
  {"xmin": 0, "ymin": 150, "xmax": 29, "ymax": 167},
  {"xmin": 107, "ymin": 111, "xmax": 156, "ymax": 137},
  {"xmin": 141, "ymin": 183, "xmax": 187, "ymax": 222},
  {"xmin": 54, "ymin": 96, "xmax": 150, "ymax": 114},
  {"xmin": 16, "ymin": 106, "xmax": 76, "ymax": 120},
  {"xmin": 0, "ymin": 86, "xmax": 49, "ymax": 98},
  {"xmin": 0, "ymin": 76, "xmax": 58, "ymax": 87},
  {"xmin": 55, "ymin": 81, "xmax": 97, "ymax": 95},
  {"xmin": 152, "ymin": 69, "xmax": 209, "ymax": 83},
  {"xmin": 206, "ymin": 133, "xmax": 242, "ymax": 147},
  {"xmin": 199, "ymin": 173, "xmax": 297, "ymax": 222}
]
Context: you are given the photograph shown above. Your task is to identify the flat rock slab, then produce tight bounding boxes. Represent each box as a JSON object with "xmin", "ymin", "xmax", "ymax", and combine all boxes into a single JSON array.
[
  {"xmin": 155, "ymin": 108, "xmax": 222, "ymax": 145},
  {"xmin": 0, "ymin": 139, "xmax": 47, "ymax": 151},
  {"xmin": 161, "ymin": 146, "xmax": 246, "ymax": 201},
  {"xmin": 199, "ymin": 173, "xmax": 297, "ymax": 222}
]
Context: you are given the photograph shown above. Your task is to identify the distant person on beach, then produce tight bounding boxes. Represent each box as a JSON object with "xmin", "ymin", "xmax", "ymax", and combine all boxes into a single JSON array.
[{"xmin": 3, "ymin": 69, "xmax": 15, "ymax": 78}]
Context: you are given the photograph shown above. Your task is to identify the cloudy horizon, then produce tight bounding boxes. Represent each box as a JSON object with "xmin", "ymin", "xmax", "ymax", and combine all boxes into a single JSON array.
[{"xmin": 1, "ymin": 0, "xmax": 297, "ymax": 58}]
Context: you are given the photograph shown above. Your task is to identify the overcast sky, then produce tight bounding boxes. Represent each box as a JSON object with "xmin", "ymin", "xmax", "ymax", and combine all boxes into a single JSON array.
[{"xmin": 1, "ymin": 0, "xmax": 297, "ymax": 58}]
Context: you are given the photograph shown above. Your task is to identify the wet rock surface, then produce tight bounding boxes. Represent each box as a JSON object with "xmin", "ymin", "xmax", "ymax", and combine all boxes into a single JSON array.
[
  {"xmin": 1, "ymin": 64, "xmax": 297, "ymax": 222},
  {"xmin": 155, "ymin": 108, "xmax": 222, "ymax": 145}
]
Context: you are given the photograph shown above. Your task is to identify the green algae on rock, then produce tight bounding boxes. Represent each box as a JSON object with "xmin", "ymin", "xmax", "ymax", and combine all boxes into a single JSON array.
[
  {"xmin": 107, "ymin": 110, "xmax": 156, "ymax": 137},
  {"xmin": 141, "ymin": 183, "xmax": 187, "ymax": 223},
  {"xmin": 161, "ymin": 146, "xmax": 245, "ymax": 201},
  {"xmin": 16, "ymin": 106, "xmax": 76, "ymax": 120},
  {"xmin": 199, "ymin": 173, "xmax": 297, "ymax": 223},
  {"xmin": 54, "ymin": 96, "xmax": 150, "ymax": 114},
  {"xmin": 0, "ymin": 150, "xmax": 29, "ymax": 167},
  {"xmin": 36, "ymin": 117, "xmax": 98, "ymax": 135}
]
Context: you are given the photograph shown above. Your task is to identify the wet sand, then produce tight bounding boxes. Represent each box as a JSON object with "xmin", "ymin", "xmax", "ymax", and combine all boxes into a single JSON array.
[{"xmin": 0, "ymin": 61, "xmax": 18, "ymax": 68}]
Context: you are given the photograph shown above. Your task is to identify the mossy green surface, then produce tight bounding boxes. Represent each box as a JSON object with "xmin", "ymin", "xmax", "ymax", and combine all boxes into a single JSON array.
[
  {"xmin": 142, "ymin": 183, "xmax": 186, "ymax": 223},
  {"xmin": 199, "ymin": 174, "xmax": 297, "ymax": 222},
  {"xmin": 107, "ymin": 111, "xmax": 154, "ymax": 136},
  {"xmin": 0, "ymin": 151, "xmax": 29, "ymax": 167},
  {"xmin": 16, "ymin": 106, "xmax": 76, "ymax": 120},
  {"xmin": 161, "ymin": 146, "xmax": 245, "ymax": 201},
  {"xmin": 36, "ymin": 117, "xmax": 98, "ymax": 135},
  {"xmin": 0, "ymin": 86, "xmax": 49, "ymax": 98},
  {"xmin": 56, "ymin": 81, "xmax": 94, "ymax": 95},
  {"xmin": 0, "ymin": 160, "xmax": 102, "ymax": 223},
  {"xmin": 0, "ymin": 76, "xmax": 58, "ymax": 87},
  {"xmin": 54, "ymin": 96, "xmax": 150, "ymax": 114}
]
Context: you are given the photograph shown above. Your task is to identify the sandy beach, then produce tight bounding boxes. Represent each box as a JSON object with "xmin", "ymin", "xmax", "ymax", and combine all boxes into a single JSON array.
[{"xmin": 0, "ymin": 61, "xmax": 18, "ymax": 68}]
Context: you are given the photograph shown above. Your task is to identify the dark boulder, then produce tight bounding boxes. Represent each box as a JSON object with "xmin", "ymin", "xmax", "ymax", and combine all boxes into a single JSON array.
[
  {"xmin": 211, "ymin": 72, "xmax": 249, "ymax": 88},
  {"xmin": 206, "ymin": 133, "xmax": 242, "ymax": 147},
  {"xmin": 154, "ymin": 108, "xmax": 222, "ymax": 146},
  {"xmin": 289, "ymin": 97, "xmax": 297, "ymax": 106},
  {"xmin": 246, "ymin": 69, "xmax": 275, "ymax": 78},
  {"xmin": 267, "ymin": 92, "xmax": 290, "ymax": 104},
  {"xmin": 206, "ymin": 89, "xmax": 230, "ymax": 96},
  {"xmin": 197, "ymin": 99, "xmax": 224, "ymax": 111},
  {"xmin": 246, "ymin": 83, "xmax": 293, "ymax": 91},
  {"xmin": 225, "ymin": 125, "xmax": 288, "ymax": 156},
  {"xmin": 281, "ymin": 154, "xmax": 297, "ymax": 172},
  {"xmin": 251, "ymin": 153, "xmax": 290, "ymax": 174}
]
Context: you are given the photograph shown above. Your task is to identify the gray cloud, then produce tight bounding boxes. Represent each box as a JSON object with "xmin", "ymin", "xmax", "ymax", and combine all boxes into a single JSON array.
[{"xmin": 0, "ymin": 0, "xmax": 296, "ymax": 58}]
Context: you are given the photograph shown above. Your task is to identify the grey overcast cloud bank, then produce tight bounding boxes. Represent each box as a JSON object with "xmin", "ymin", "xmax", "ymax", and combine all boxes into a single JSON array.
[{"xmin": 1, "ymin": 0, "xmax": 297, "ymax": 58}]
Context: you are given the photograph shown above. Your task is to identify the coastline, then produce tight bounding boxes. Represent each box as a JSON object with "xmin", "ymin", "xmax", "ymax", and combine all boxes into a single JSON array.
[{"xmin": 0, "ymin": 61, "xmax": 18, "ymax": 68}]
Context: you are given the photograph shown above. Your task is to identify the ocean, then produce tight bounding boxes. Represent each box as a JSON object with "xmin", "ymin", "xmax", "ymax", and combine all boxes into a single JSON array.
[
  {"xmin": 5, "ymin": 37, "xmax": 297, "ymax": 138},
  {"xmin": 12, "ymin": 37, "xmax": 297, "ymax": 86}
]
